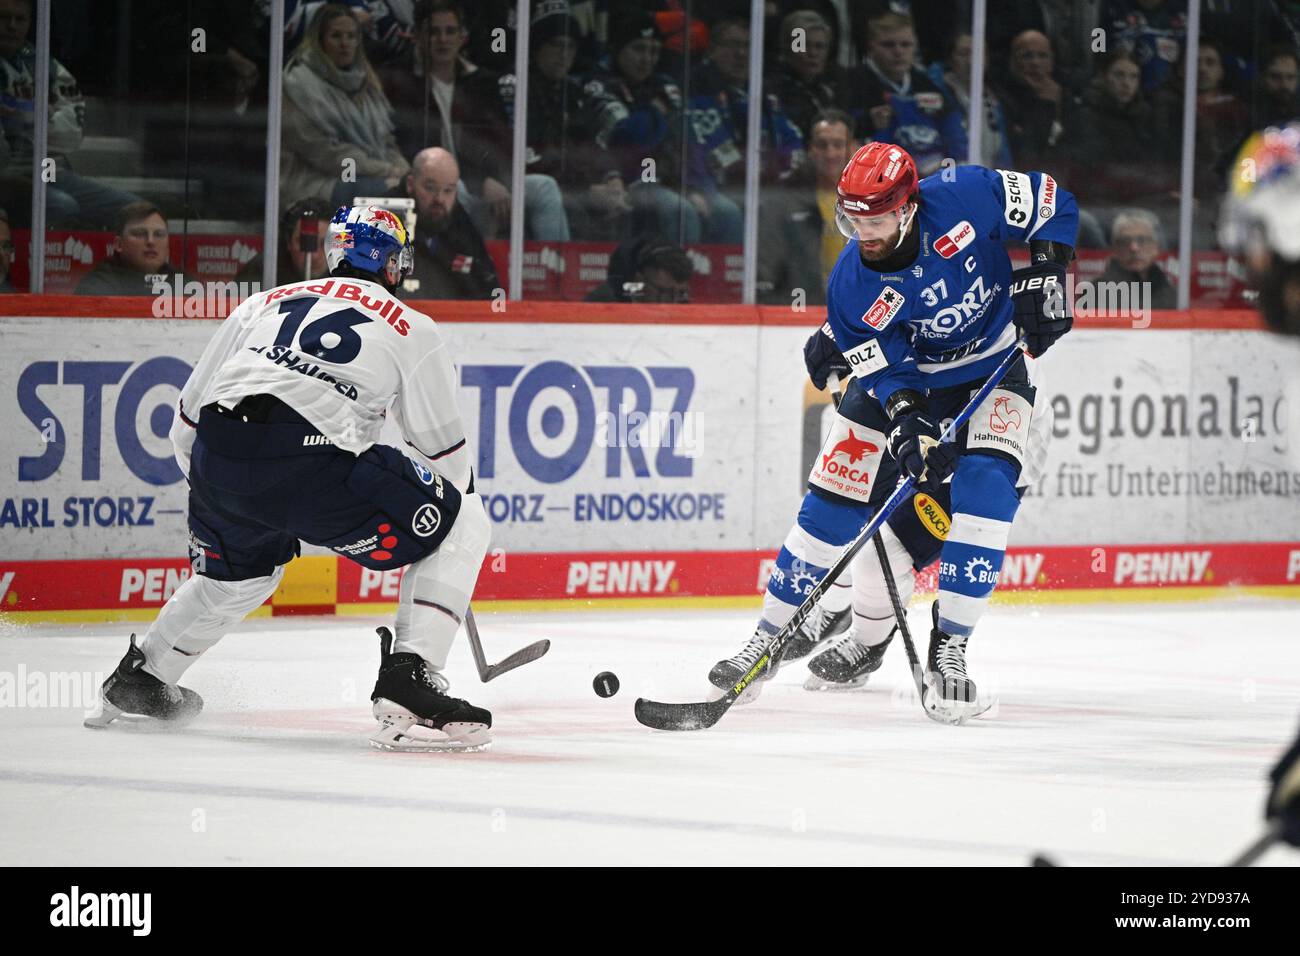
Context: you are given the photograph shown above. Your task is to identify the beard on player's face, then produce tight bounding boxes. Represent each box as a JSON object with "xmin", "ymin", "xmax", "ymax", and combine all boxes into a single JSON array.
[{"xmin": 858, "ymin": 220, "xmax": 906, "ymax": 260}]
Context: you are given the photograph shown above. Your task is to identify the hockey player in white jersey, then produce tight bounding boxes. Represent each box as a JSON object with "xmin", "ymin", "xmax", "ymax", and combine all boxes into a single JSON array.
[{"xmin": 86, "ymin": 204, "xmax": 494, "ymax": 751}]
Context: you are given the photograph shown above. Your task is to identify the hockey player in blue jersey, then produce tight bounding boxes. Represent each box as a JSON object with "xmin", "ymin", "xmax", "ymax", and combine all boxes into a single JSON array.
[{"xmin": 710, "ymin": 141, "xmax": 1077, "ymax": 722}]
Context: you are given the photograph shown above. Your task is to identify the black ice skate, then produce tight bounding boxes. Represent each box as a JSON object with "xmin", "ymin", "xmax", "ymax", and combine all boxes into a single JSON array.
[
  {"xmin": 370, "ymin": 627, "xmax": 492, "ymax": 752},
  {"xmin": 83, "ymin": 634, "xmax": 203, "ymax": 729},
  {"xmin": 922, "ymin": 603, "xmax": 988, "ymax": 724},
  {"xmin": 781, "ymin": 603, "xmax": 852, "ymax": 663},
  {"xmin": 804, "ymin": 626, "xmax": 896, "ymax": 691},
  {"xmin": 708, "ymin": 626, "xmax": 784, "ymax": 704}
]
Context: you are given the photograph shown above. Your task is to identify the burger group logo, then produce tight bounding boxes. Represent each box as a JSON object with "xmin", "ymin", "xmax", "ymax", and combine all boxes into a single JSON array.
[{"xmin": 964, "ymin": 555, "xmax": 997, "ymax": 585}]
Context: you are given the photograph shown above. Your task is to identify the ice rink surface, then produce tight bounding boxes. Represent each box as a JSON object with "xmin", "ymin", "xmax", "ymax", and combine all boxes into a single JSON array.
[{"xmin": 2, "ymin": 599, "xmax": 1298, "ymax": 867}]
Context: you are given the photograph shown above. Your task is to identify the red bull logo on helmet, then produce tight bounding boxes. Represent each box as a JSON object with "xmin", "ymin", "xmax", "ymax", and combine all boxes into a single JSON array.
[{"xmin": 363, "ymin": 206, "xmax": 407, "ymax": 244}]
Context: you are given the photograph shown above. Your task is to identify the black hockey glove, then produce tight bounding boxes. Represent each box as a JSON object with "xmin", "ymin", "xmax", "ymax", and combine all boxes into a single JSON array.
[
  {"xmin": 803, "ymin": 323, "xmax": 851, "ymax": 391},
  {"xmin": 885, "ymin": 390, "xmax": 957, "ymax": 488},
  {"xmin": 1010, "ymin": 261, "xmax": 1071, "ymax": 358},
  {"xmin": 1266, "ymin": 722, "xmax": 1300, "ymax": 847}
]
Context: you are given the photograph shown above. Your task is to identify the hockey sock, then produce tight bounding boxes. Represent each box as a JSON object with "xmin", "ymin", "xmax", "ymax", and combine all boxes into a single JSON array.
[
  {"xmin": 394, "ymin": 492, "xmax": 491, "ymax": 669},
  {"xmin": 140, "ymin": 567, "xmax": 285, "ymax": 684},
  {"xmin": 848, "ymin": 523, "xmax": 915, "ymax": 645},
  {"xmin": 761, "ymin": 491, "xmax": 870, "ymax": 631},
  {"xmin": 938, "ymin": 455, "xmax": 1020, "ymax": 637}
]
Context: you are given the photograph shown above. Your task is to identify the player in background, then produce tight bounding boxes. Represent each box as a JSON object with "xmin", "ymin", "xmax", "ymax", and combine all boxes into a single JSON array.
[
  {"xmin": 86, "ymin": 204, "xmax": 494, "ymax": 752},
  {"xmin": 1220, "ymin": 123, "xmax": 1300, "ymax": 847},
  {"xmin": 710, "ymin": 142, "xmax": 1076, "ymax": 721}
]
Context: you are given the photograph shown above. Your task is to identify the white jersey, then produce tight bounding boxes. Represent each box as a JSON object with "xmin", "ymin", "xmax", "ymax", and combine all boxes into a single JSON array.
[{"xmin": 171, "ymin": 276, "xmax": 472, "ymax": 490}]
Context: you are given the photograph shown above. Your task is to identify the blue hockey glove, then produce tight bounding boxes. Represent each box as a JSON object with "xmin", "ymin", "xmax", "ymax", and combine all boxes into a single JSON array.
[
  {"xmin": 803, "ymin": 323, "xmax": 851, "ymax": 391},
  {"xmin": 885, "ymin": 390, "xmax": 957, "ymax": 488}
]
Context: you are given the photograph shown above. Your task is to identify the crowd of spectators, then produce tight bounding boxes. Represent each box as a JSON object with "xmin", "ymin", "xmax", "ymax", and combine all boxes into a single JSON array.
[{"xmin": 2, "ymin": 0, "xmax": 1297, "ymax": 301}]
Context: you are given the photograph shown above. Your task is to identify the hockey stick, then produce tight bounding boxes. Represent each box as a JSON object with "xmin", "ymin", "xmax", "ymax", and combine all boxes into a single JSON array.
[
  {"xmin": 1031, "ymin": 820, "xmax": 1286, "ymax": 867},
  {"xmin": 824, "ymin": 372, "xmax": 926, "ymax": 701},
  {"xmin": 1226, "ymin": 820, "xmax": 1283, "ymax": 867},
  {"xmin": 465, "ymin": 606, "xmax": 551, "ymax": 682},
  {"xmin": 826, "ymin": 376, "xmax": 963, "ymax": 722},
  {"xmin": 634, "ymin": 339, "xmax": 1026, "ymax": 731},
  {"xmin": 872, "ymin": 531, "xmax": 926, "ymax": 700}
]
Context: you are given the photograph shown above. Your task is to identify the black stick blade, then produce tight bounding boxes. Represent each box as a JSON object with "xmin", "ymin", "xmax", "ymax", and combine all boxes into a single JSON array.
[
  {"xmin": 482, "ymin": 640, "xmax": 551, "ymax": 681},
  {"xmin": 634, "ymin": 696, "xmax": 730, "ymax": 731}
]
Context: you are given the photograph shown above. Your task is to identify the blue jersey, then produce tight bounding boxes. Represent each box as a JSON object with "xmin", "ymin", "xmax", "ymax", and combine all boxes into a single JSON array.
[{"xmin": 825, "ymin": 165, "xmax": 1078, "ymax": 409}]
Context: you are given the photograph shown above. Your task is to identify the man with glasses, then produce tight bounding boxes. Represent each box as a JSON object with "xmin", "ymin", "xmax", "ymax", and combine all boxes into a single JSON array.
[
  {"xmin": 584, "ymin": 235, "xmax": 692, "ymax": 303},
  {"xmin": 75, "ymin": 201, "xmax": 174, "ymax": 296},
  {"xmin": 1082, "ymin": 208, "xmax": 1175, "ymax": 310},
  {"xmin": 380, "ymin": 0, "xmax": 570, "ymax": 243}
]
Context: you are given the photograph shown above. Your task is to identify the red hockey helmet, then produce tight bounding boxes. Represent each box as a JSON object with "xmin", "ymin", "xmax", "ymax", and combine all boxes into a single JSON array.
[{"xmin": 835, "ymin": 142, "xmax": 919, "ymax": 238}]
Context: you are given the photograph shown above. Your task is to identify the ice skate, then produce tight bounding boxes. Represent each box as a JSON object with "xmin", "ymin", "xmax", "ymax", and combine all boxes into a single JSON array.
[
  {"xmin": 922, "ymin": 603, "xmax": 990, "ymax": 725},
  {"xmin": 84, "ymin": 634, "xmax": 203, "ymax": 729},
  {"xmin": 804, "ymin": 626, "xmax": 895, "ymax": 691},
  {"xmin": 369, "ymin": 627, "xmax": 493, "ymax": 752},
  {"xmin": 708, "ymin": 626, "xmax": 785, "ymax": 704},
  {"xmin": 782, "ymin": 603, "xmax": 852, "ymax": 663}
]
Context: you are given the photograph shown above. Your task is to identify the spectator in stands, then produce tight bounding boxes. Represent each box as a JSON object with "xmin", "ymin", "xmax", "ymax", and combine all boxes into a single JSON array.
[
  {"xmin": 584, "ymin": 234, "xmax": 692, "ymax": 303},
  {"xmin": 995, "ymin": 29, "xmax": 1068, "ymax": 175},
  {"xmin": 840, "ymin": 12, "xmax": 966, "ymax": 176},
  {"xmin": 686, "ymin": 18, "xmax": 801, "ymax": 243},
  {"xmin": 462, "ymin": 0, "xmax": 600, "ymax": 76},
  {"xmin": 985, "ymin": 1, "xmax": 1101, "ymax": 94},
  {"xmin": 756, "ymin": 108, "xmax": 853, "ymax": 305},
  {"xmin": 1252, "ymin": 46, "xmax": 1300, "ymax": 132},
  {"xmin": 506, "ymin": 1, "xmax": 630, "ymax": 241},
  {"xmin": 927, "ymin": 32, "xmax": 1013, "ymax": 167},
  {"xmin": 1101, "ymin": 0, "xmax": 1187, "ymax": 95},
  {"xmin": 0, "ymin": 0, "xmax": 138, "ymax": 228},
  {"xmin": 765, "ymin": 9, "xmax": 848, "ymax": 143},
  {"xmin": 0, "ymin": 205, "xmax": 13, "ymax": 292},
  {"xmin": 281, "ymin": 4, "xmax": 409, "ymax": 208},
  {"xmin": 849, "ymin": 1, "xmax": 965, "ymax": 72},
  {"xmin": 1192, "ymin": 38, "xmax": 1248, "ymax": 199},
  {"xmin": 1080, "ymin": 208, "xmax": 1176, "ymax": 309},
  {"xmin": 765, "ymin": 0, "xmax": 854, "ymax": 71},
  {"xmin": 403, "ymin": 146, "xmax": 500, "ymax": 299},
  {"xmin": 382, "ymin": 0, "xmax": 569, "ymax": 242},
  {"xmin": 75, "ymin": 201, "xmax": 175, "ymax": 296},
  {"xmin": 587, "ymin": 11, "xmax": 703, "ymax": 243},
  {"xmin": 236, "ymin": 197, "xmax": 333, "ymax": 288},
  {"xmin": 1070, "ymin": 49, "xmax": 1178, "ymax": 208}
]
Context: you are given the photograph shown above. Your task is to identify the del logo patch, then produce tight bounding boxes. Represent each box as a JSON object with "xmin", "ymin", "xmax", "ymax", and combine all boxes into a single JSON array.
[{"xmin": 933, "ymin": 220, "xmax": 975, "ymax": 259}]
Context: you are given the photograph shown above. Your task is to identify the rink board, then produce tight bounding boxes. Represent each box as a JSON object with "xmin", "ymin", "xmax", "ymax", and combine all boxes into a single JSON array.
[
  {"xmin": 2, "ymin": 306, "xmax": 1299, "ymax": 618},
  {"xmin": 3, "ymin": 542, "xmax": 1300, "ymax": 622}
]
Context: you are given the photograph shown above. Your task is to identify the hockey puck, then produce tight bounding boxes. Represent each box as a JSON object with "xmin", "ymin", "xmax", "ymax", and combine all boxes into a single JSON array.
[{"xmin": 593, "ymin": 671, "xmax": 620, "ymax": 698}]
